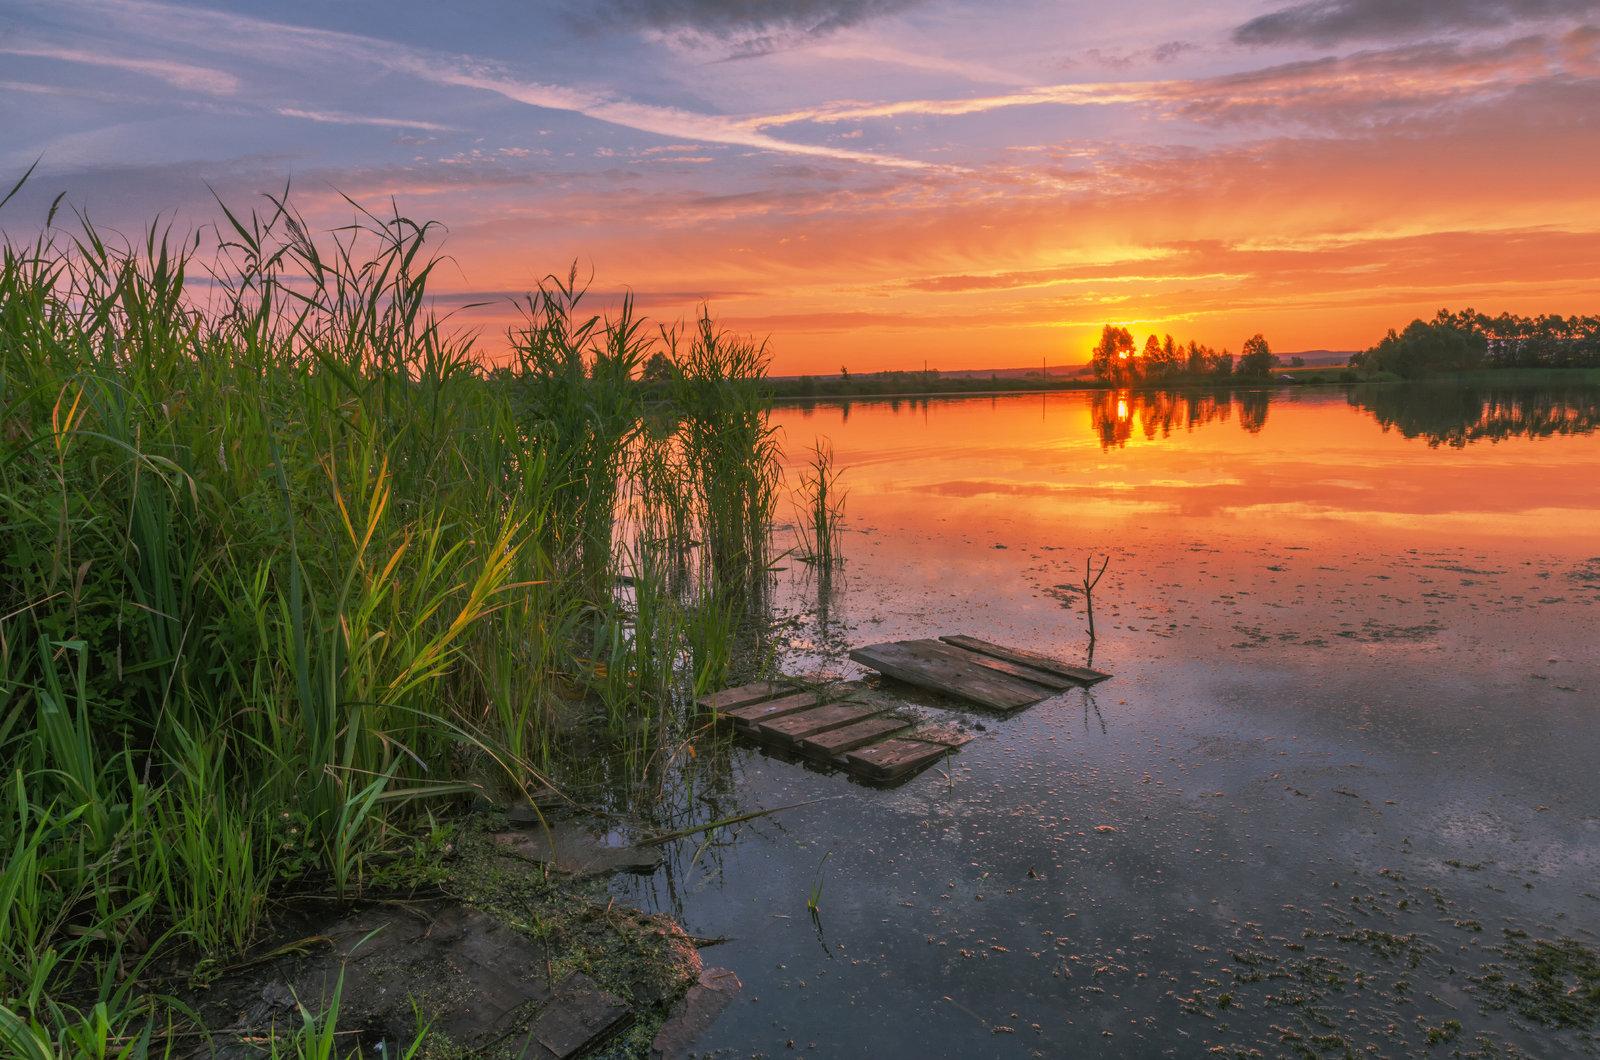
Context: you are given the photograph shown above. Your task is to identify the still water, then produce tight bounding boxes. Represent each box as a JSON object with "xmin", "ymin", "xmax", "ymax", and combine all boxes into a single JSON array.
[{"xmin": 618, "ymin": 384, "xmax": 1600, "ymax": 1057}]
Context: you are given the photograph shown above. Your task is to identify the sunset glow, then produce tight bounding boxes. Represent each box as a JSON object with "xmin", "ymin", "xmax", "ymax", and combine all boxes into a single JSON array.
[{"xmin": 4, "ymin": 0, "xmax": 1599, "ymax": 372}]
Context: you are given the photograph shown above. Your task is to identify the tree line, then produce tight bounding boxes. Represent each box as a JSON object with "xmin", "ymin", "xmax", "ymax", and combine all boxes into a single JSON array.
[
  {"xmin": 1350, "ymin": 309, "xmax": 1600, "ymax": 378},
  {"xmin": 1090, "ymin": 326, "xmax": 1277, "ymax": 384}
]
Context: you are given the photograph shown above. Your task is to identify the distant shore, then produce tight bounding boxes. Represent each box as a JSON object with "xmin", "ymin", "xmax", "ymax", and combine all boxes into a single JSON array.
[{"xmin": 766, "ymin": 366, "xmax": 1600, "ymax": 404}]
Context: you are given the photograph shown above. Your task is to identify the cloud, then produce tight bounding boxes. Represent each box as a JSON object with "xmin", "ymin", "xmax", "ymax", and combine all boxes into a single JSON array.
[
  {"xmin": 581, "ymin": 0, "xmax": 930, "ymax": 59},
  {"xmin": 590, "ymin": 0, "xmax": 923, "ymax": 35},
  {"xmin": 1071, "ymin": 40, "xmax": 1199, "ymax": 70},
  {"xmin": 0, "ymin": 43, "xmax": 241, "ymax": 95},
  {"xmin": 399, "ymin": 59, "xmax": 930, "ymax": 167},
  {"xmin": 34, "ymin": 0, "xmax": 927, "ymax": 169},
  {"xmin": 428, "ymin": 286, "xmax": 748, "ymax": 306},
  {"xmin": 751, "ymin": 31, "xmax": 1584, "ymax": 132},
  {"xmin": 0, "ymin": 79, "xmax": 133, "ymax": 104},
  {"xmin": 1233, "ymin": 0, "xmax": 1599, "ymax": 47},
  {"xmin": 276, "ymin": 107, "xmax": 454, "ymax": 132}
]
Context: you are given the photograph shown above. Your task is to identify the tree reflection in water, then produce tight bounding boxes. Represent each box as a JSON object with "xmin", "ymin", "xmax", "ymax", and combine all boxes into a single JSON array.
[
  {"xmin": 1346, "ymin": 383, "xmax": 1600, "ymax": 447},
  {"xmin": 1090, "ymin": 388, "xmax": 1238, "ymax": 449},
  {"xmin": 1090, "ymin": 384, "xmax": 1600, "ymax": 449}
]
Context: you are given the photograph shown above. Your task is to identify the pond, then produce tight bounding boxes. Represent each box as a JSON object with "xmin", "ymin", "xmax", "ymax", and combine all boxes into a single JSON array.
[{"xmin": 614, "ymin": 383, "xmax": 1600, "ymax": 1056}]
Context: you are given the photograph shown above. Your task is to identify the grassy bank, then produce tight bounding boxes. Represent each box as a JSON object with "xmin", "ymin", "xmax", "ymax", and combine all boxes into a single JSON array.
[{"xmin": 0, "ymin": 190, "xmax": 777, "ymax": 1053}]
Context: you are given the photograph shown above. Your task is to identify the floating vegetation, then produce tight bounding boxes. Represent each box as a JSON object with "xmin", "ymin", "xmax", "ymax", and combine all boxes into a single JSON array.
[{"xmin": 1473, "ymin": 931, "xmax": 1600, "ymax": 1029}]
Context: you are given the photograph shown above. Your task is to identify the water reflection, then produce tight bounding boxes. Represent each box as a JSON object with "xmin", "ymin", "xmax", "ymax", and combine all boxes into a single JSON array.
[
  {"xmin": 1090, "ymin": 389, "xmax": 1237, "ymax": 448},
  {"xmin": 1088, "ymin": 383, "xmax": 1600, "ymax": 449},
  {"xmin": 1346, "ymin": 383, "xmax": 1600, "ymax": 447}
]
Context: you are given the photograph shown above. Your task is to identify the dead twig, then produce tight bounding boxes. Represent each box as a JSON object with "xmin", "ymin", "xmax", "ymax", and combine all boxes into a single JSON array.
[{"xmin": 1081, "ymin": 554, "xmax": 1110, "ymax": 652}]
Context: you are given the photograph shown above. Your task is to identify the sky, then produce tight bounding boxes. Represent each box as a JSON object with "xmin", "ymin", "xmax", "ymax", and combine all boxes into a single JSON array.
[{"xmin": 3, "ymin": 0, "xmax": 1599, "ymax": 373}]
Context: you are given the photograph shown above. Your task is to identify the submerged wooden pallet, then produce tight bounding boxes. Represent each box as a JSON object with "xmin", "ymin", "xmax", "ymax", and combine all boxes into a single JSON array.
[
  {"xmin": 850, "ymin": 635, "xmax": 1109, "ymax": 712},
  {"xmin": 697, "ymin": 680, "xmax": 969, "ymax": 784}
]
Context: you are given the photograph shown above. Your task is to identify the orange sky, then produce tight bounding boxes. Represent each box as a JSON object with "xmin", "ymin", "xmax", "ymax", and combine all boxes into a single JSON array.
[{"xmin": 4, "ymin": 1, "xmax": 1600, "ymax": 372}]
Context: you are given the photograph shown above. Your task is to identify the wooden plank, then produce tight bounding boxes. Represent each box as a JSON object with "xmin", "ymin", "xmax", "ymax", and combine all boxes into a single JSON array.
[
  {"xmin": 850, "ymin": 639, "xmax": 1056, "ymax": 711},
  {"xmin": 697, "ymin": 680, "xmax": 788, "ymax": 713},
  {"xmin": 845, "ymin": 738, "xmax": 952, "ymax": 783},
  {"xmin": 722, "ymin": 689, "xmax": 845, "ymax": 731},
  {"xmin": 522, "ymin": 972, "xmax": 631, "ymax": 1059},
  {"xmin": 756, "ymin": 701, "xmax": 879, "ymax": 747},
  {"xmin": 799, "ymin": 716, "xmax": 909, "ymax": 758},
  {"xmin": 959, "ymin": 652, "xmax": 1084, "ymax": 691},
  {"xmin": 939, "ymin": 635, "xmax": 1109, "ymax": 685}
]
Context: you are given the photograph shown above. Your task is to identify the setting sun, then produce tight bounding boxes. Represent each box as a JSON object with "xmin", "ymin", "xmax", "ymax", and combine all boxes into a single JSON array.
[{"xmin": 6, "ymin": 2, "xmax": 1600, "ymax": 372}]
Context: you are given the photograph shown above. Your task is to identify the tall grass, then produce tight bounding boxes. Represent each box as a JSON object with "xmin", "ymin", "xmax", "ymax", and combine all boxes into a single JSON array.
[
  {"xmin": 793, "ymin": 440, "xmax": 845, "ymax": 569},
  {"xmin": 0, "ymin": 184, "xmax": 778, "ymax": 1047}
]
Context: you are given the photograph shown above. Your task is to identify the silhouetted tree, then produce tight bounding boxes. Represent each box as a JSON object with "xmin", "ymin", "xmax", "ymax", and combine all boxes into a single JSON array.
[
  {"xmin": 1353, "ymin": 317, "xmax": 1486, "ymax": 378},
  {"xmin": 1158, "ymin": 334, "xmax": 1180, "ymax": 376},
  {"xmin": 641, "ymin": 351, "xmax": 676, "ymax": 385},
  {"xmin": 1349, "ymin": 307, "xmax": 1600, "ymax": 375},
  {"xmin": 1091, "ymin": 325, "xmax": 1137, "ymax": 383},
  {"xmin": 1237, "ymin": 333, "xmax": 1276, "ymax": 378}
]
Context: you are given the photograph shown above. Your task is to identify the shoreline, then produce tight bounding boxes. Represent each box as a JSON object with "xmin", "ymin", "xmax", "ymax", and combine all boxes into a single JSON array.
[{"xmin": 766, "ymin": 366, "xmax": 1600, "ymax": 405}]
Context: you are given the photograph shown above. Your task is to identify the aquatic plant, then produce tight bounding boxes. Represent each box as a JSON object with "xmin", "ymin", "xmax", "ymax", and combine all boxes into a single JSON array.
[
  {"xmin": 807, "ymin": 850, "xmax": 832, "ymax": 913},
  {"xmin": 0, "ymin": 180, "xmax": 778, "ymax": 1049},
  {"xmin": 793, "ymin": 439, "xmax": 846, "ymax": 569}
]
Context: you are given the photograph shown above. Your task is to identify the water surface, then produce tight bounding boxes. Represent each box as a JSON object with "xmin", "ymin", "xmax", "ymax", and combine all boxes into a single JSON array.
[{"xmin": 618, "ymin": 384, "xmax": 1600, "ymax": 1057}]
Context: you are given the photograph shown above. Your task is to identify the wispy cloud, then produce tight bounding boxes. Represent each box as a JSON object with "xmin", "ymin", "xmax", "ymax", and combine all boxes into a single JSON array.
[
  {"xmin": 29, "ymin": 0, "xmax": 927, "ymax": 168},
  {"xmin": 750, "ymin": 81, "xmax": 1159, "ymax": 127},
  {"xmin": 275, "ymin": 107, "xmax": 454, "ymax": 132},
  {"xmin": 586, "ymin": 0, "xmax": 924, "ymax": 35},
  {"xmin": 750, "ymin": 31, "xmax": 1586, "ymax": 130},
  {"xmin": 581, "ymin": 0, "xmax": 928, "ymax": 57},
  {"xmin": 0, "ymin": 43, "xmax": 241, "ymax": 95},
  {"xmin": 0, "ymin": 79, "xmax": 134, "ymax": 103},
  {"xmin": 395, "ymin": 60, "xmax": 930, "ymax": 167},
  {"xmin": 1233, "ymin": 0, "xmax": 1599, "ymax": 47}
]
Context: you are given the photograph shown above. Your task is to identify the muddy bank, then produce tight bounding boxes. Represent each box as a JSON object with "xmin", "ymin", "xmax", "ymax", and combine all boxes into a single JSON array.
[{"xmin": 182, "ymin": 813, "xmax": 735, "ymax": 1057}]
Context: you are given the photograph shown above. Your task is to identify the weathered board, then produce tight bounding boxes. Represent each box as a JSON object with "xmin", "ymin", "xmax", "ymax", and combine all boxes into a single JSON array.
[
  {"xmin": 696, "ymin": 680, "xmax": 791, "ymax": 713},
  {"xmin": 756, "ymin": 701, "xmax": 880, "ymax": 746},
  {"xmin": 799, "ymin": 716, "xmax": 908, "ymax": 758},
  {"xmin": 845, "ymin": 737, "xmax": 954, "ymax": 783},
  {"xmin": 702, "ymin": 635, "xmax": 1101, "ymax": 787},
  {"xmin": 519, "ymin": 972, "xmax": 632, "ymax": 1059},
  {"xmin": 704, "ymin": 678, "xmax": 959, "ymax": 784},
  {"xmin": 939, "ymin": 635, "xmax": 1110, "ymax": 685},
  {"xmin": 722, "ymin": 689, "xmax": 846, "ymax": 731},
  {"xmin": 849, "ymin": 639, "xmax": 1058, "ymax": 711},
  {"xmin": 959, "ymin": 651, "xmax": 1084, "ymax": 691}
]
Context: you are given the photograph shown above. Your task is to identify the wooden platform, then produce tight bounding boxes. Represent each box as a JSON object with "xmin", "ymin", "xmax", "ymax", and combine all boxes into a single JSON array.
[
  {"xmin": 697, "ymin": 680, "xmax": 970, "ymax": 785},
  {"xmin": 849, "ymin": 635, "xmax": 1108, "ymax": 712}
]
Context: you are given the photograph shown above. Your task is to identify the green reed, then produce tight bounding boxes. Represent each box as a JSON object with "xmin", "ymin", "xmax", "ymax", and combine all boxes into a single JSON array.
[
  {"xmin": 793, "ymin": 440, "xmax": 846, "ymax": 569},
  {"xmin": 0, "ymin": 183, "xmax": 778, "ymax": 1049}
]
